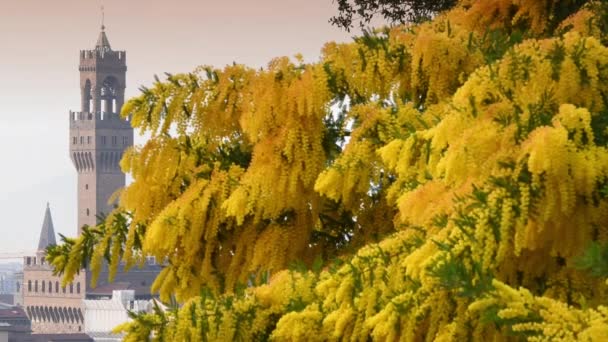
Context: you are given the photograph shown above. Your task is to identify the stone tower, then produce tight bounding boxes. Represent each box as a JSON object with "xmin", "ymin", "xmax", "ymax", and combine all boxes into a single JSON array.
[{"xmin": 69, "ymin": 24, "xmax": 133, "ymax": 233}]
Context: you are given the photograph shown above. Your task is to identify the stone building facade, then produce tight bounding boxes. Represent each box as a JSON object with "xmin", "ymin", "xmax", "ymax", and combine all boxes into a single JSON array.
[
  {"xmin": 22, "ymin": 206, "xmax": 86, "ymax": 334},
  {"xmin": 22, "ymin": 25, "xmax": 161, "ymax": 335}
]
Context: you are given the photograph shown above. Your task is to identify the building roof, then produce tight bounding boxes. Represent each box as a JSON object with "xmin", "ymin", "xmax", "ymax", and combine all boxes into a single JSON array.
[
  {"xmin": 85, "ymin": 331, "xmax": 123, "ymax": 341},
  {"xmin": 37, "ymin": 203, "xmax": 56, "ymax": 251},
  {"xmin": 0, "ymin": 302, "xmax": 13, "ymax": 310},
  {"xmin": 0, "ymin": 303, "xmax": 28, "ymax": 321},
  {"xmin": 29, "ymin": 334, "xmax": 93, "ymax": 342},
  {"xmin": 82, "ymin": 299, "xmax": 124, "ymax": 311},
  {"xmin": 86, "ymin": 282, "xmax": 131, "ymax": 297},
  {"xmin": 95, "ymin": 26, "xmax": 112, "ymax": 52}
]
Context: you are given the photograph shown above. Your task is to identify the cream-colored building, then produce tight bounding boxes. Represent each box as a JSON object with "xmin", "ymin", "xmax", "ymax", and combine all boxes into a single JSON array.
[{"xmin": 84, "ymin": 290, "xmax": 152, "ymax": 342}]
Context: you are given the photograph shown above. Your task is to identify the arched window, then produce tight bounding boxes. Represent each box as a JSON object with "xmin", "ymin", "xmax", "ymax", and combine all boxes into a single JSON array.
[
  {"xmin": 101, "ymin": 76, "xmax": 118, "ymax": 114},
  {"xmin": 76, "ymin": 282, "xmax": 81, "ymax": 294},
  {"xmin": 55, "ymin": 281, "xmax": 59, "ymax": 293},
  {"xmin": 35, "ymin": 280, "xmax": 38, "ymax": 292},
  {"xmin": 41, "ymin": 280, "xmax": 45, "ymax": 293},
  {"xmin": 48, "ymin": 281, "xmax": 52, "ymax": 293},
  {"xmin": 69, "ymin": 284, "xmax": 73, "ymax": 294},
  {"xmin": 62, "ymin": 286, "xmax": 66, "ymax": 294},
  {"xmin": 28, "ymin": 280, "xmax": 32, "ymax": 292},
  {"xmin": 83, "ymin": 79, "xmax": 92, "ymax": 113}
]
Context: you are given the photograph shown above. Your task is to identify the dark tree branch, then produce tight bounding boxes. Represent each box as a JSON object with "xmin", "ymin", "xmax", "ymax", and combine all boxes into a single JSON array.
[{"xmin": 330, "ymin": 0, "xmax": 457, "ymax": 31}]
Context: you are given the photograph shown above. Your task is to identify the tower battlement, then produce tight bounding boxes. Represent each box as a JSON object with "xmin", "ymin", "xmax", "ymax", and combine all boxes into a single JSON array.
[
  {"xmin": 79, "ymin": 49, "xmax": 126, "ymax": 63},
  {"xmin": 69, "ymin": 111, "xmax": 131, "ymax": 130}
]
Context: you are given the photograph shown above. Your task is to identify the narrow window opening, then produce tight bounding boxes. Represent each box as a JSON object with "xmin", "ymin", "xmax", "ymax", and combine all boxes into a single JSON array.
[{"xmin": 86, "ymin": 208, "xmax": 90, "ymax": 216}]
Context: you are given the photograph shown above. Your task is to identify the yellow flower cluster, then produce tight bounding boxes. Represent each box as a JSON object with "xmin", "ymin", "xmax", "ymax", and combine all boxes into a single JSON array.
[
  {"xmin": 52, "ymin": 0, "xmax": 608, "ymax": 341},
  {"xmin": 470, "ymin": 280, "xmax": 608, "ymax": 341}
]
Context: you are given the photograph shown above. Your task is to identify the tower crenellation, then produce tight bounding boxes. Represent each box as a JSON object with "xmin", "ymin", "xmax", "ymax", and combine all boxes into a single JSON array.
[{"xmin": 79, "ymin": 49, "xmax": 126, "ymax": 61}]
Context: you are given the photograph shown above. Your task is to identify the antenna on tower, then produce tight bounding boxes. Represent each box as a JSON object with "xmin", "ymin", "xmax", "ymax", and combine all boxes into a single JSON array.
[{"xmin": 101, "ymin": 4, "xmax": 105, "ymax": 30}]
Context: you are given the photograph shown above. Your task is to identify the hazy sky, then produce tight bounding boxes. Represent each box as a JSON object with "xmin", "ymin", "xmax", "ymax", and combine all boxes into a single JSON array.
[{"xmin": 0, "ymin": 0, "xmax": 356, "ymax": 254}]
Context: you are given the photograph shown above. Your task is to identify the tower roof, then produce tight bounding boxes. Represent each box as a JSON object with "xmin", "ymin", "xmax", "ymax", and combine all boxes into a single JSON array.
[
  {"xmin": 37, "ymin": 203, "xmax": 57, "ymax": 251},
  {"xmin": 95, "ymin": 26, "xmax": 112, "ymax": 52}
]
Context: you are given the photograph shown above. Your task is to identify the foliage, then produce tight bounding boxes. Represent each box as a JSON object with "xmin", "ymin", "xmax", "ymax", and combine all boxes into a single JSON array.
[
  {"xmin": 46, "ymin": 0, "xmax": 608, "ymax": 340},
  {"xmin": 328, "ymin": 0, "xmax": 593, "ymax": 33},
  {"xmin": 329, "ymin": 0, "xmax": 457, "ymax": 31}
]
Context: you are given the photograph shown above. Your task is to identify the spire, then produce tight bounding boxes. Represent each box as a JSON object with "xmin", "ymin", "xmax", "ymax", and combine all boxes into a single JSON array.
[
  {"xmin": 95, "ymin": 6, "xmax": 112, "ymax": 52},
  {"xmin": 96, "ymin": 28, "xmax": 112, "ymax": 52},
  {"xmin": 37, "ymin": 203, "xmax": 57, "ymax": 251}
]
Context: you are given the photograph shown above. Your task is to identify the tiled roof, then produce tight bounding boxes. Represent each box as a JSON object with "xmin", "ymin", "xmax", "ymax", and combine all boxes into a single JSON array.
[{"xmin": 0, "ymin": 303, "xmax": 28, "ymax": 319}]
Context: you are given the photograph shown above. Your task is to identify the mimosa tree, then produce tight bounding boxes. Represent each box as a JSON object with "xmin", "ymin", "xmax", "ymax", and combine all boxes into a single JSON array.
[{"xmin": 48, "ymin": 0, "xmax": 608, "ymax": 340}]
